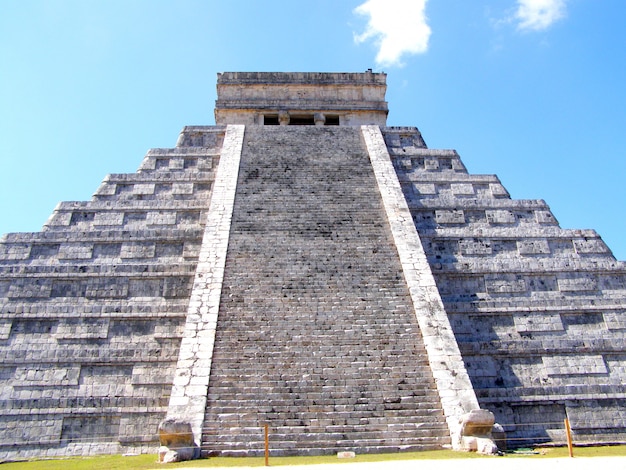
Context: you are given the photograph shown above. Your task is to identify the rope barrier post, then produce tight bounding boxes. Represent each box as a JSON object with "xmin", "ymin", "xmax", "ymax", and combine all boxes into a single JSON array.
[
  {"xmin": 564, "ymin": 418, "xmax": 574, "ymax": 457},
  {"xmin": 264, "ymin": 423, "xmax": 270, "ymax": 466}
]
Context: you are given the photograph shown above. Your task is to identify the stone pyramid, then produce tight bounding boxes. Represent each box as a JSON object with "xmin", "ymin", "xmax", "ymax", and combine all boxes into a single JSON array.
[{"xmin": 1, "ymin": 72, "xmax": 625, "ymax": 460}]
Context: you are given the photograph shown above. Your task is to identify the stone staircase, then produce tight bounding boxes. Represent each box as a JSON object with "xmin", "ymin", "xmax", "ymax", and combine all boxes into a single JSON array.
[{"xmin": 201, "ymin": 126, "xmax": 450, "ymax": 456}]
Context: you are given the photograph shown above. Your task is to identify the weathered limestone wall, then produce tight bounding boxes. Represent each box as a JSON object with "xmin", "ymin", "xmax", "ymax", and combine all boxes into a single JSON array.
[
  {"xmin": 0, "ymin": 127, "xmax": 226, "ymax": 460},
  {"xmin": 215, "ymin": 72, "xmax": 388, "ymax": 126},
  {"xmin": 384, "ymin": 126, "xmax": 626, "ymax": 445}
]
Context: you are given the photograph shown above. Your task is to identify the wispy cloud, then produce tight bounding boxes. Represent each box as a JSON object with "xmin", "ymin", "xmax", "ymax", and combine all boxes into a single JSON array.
[
  {"xmin": 353, "ymin": 0, "xmax": 431, "ymax": 67},
  {"xmin": 515, "ymin": 0, "xmax": 567, "ymax": 31}
]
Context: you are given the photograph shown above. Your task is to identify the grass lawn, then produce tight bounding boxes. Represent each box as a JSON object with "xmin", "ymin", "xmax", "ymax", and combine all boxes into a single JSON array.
[{"xmin": 2, "ymin": 446, "xmax": 626, "ymax": 470}]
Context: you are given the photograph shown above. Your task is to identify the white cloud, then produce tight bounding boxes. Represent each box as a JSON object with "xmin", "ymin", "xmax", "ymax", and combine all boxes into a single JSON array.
[
  {"xmin": 353, "ymin": 0, "xmax": 431, "ymax": 67},
  {"xmin": 515, "ymin": 0, "xmax": 567, "ymax": 31}
]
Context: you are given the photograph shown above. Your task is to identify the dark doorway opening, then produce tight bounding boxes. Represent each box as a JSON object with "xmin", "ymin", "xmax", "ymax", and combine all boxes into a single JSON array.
[
  {"xmin": 289, "ymin": 115, "xmax": 316, "ymax": 125},
  {"xmin": 325, "ymin": 115, "xmax": 340, "ymax": 126}
]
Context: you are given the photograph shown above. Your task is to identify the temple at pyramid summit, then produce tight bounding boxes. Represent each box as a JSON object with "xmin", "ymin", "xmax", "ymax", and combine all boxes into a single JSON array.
[{"xmin": 1, "ymin": 71, "xmax": 626, "ymax": 460}]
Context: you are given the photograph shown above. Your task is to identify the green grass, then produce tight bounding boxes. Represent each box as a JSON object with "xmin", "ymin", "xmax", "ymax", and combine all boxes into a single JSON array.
[
  {"xmin": 518, "ymin": 445, "xmax": 626, "ymax": 459},
  {"xmin": 162, "ymin": 449, "xmax": 488, "ymax": 468},
  {"xmin": 0, "ymin": 454, "xmax": 158, "ymax": 470},
  {"xmin": 3, "ymin": 446, "xmax": 626, "ymax": 469}
]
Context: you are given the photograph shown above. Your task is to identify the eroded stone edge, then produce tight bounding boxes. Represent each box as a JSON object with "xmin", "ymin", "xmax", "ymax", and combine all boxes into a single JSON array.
[
  {"xmin": 164, "ymin": 124, "xmax": 245, "ymax": 445},
  {"xmin": 361, "ymin": 124, "xmax": 480, "ymax": 446}
]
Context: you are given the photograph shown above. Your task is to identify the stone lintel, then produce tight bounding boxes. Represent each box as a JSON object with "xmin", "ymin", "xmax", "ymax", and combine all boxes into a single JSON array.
[{"xmin": 217, "ymin": 71, "xmax": 387, "ymax": 85}]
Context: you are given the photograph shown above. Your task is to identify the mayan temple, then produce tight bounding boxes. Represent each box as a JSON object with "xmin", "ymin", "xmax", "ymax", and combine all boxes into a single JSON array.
[{"xmin": 1, "ymin": 71, "xmax": 625, "ymax": 460}]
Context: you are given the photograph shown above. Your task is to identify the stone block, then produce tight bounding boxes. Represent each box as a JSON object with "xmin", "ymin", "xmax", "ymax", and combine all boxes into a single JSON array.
[
  {"xmin": 485, "ymin": 274, "xmax": 527, "ymax": 293},
  {"xmin": 146, "ymin": 212, "xmax": 177, "ymax": 225},
  {"xmin": 170, "ymin": 158, "xmax": 185, "ymax": 170},
  {"xmin": 8, "ymin": 280, "xmax": 52, "ymax": 299},
  {"xmin": 154, "ymin": 320, "xmax": 185, "ymax": 339},
  {"xmin": 451, "ymin": 183, "xmax": 474, "ymax": 196},
  {"xmin": 128, "ymin": 278, "xmax": 163, "ymax": 297},
  {"xmin": 69, "ymin": 211, "xmax": 95, "ymax": 226},
  {"xmin": 573, "ymin": 238, "xmax": 610, "ymax": 254},
  {"xmin": 489, "ymin": 183, "xmax": 509, "ymax": 198},
  {"xmin": 567, "ymin": 400, "xmax": 626, "ymax": 429},
  {"xmin": 435, "ymin": 210, "xmax": 465, "ymax": 225},
  {"xmin": 424, "ymin": 157, "xmax": 439, "ymax": 170},
  {"xmin": 464, "ymin": 356, "xmax": 497, "ymax": 377},
  {"xmin": 85, "ymin": 278, "xmax": 129, "ymax": 298},
  {"xmin": 439, "ymin": 275, "xmax": 486, "ymax": 297},
  {"xmin": 92, "ymin": 243, "xmax": 122, "ymax": 258},
  {"xmin": 413, "ymin": 183, "xmax": 436, "ymax": 195},
  {"xmin": 61, "ymin": 416, "xmax": 121, "ymax": 444},
  {"xmin": 485, "ymin": 210, "xmax": 515, "ymax": 224},
  {"xmin": 51, "ymin": 280, "xmax": 87, "ymax": 297},
  {"xmin": 132, "ymin": 364, "xmax": 175, "ymax": 385},
  {"xmin": 598, "ymin": 274, "xmax": 626, "ymax": 290},
  {"xmin": 337, "ymin": 451, "xmax": 356, "ymax": 458},
  {"xmin": 120, "ymin": 212, "xmax": 147, "ymax": 227},
  {"xmin": 176, "ymin": 127, "xmax": 225, "ymax": 148},
  {"xmin": 0, "ymin": 320, "xmax": 11, "ymax": 339},
  {"xmin": 120, "ymin": 242, "xmax": 156, "ymax": 259},
  {"xmin": 93, "ymin": 212, "xmax": 125, "ymax": 226},
  {"xmin": 138, "ymin": 156, "xmax": 156, "ymax": 171},
  {"xmin": 517, "ymin": 239, "xmax": 550, "ymax": 255},
  {"xmin": 561, "ymin": 312, "xmax": 604, "ymax": 331},
  {"xmin": 94, "ymin": 182, "xmax": 117, "ymax": 196},
  {"xmin": 80, "ymin": 365, "xmax": 133, "ymax": 385},
  {"xmin": 535, "ymin": 210, "xmax": 557, "ymax": 224},
  {"xmin": 163, "ymin": 277, "xmax": 192, "ymax": 298},
  {"xmin": 459, "ymin": 238, "xmax": 492, "ymax": 255},
  {"xmin": 557, "ymin": 276, "xmax": 597, "ymax": 292},
  {"xmin": 46, "ymin": 212, "xmax": 73, "ymax": 227},
  {"xmin": 603, "ymin": 311, "xmax": 626, "ymax": 330},
  {"xmin": 514, "ymin": 312, "xmax": 564, "ymax": 333},
  {"xmin": 197, "ymin": 156, "xmax": 215, "ymax": 171},
  {"xmin": 29, "ymin": 243, "xmax": 60, "ymax": 258},
  {"xmin": 155, "ymin": 242, "xmax": 184, "ymax": 258},
  {"xmin": 395, "ymin": 157, "xmax": 412, "ymax": 170},
  {"xmin": 58, "ymin": 243, "xmax": 93, "ymax": 260},
  {"xmin": 132, "ymin": 184, "xmax": 155, "ymax": 195},
  {"xmin": 0, "ymin": 415, "xmax": 62, "ymax": 445},
  {"xmin": 527, "ymin": 275, "xmax": 558, "ymax": 291},
  {"xmin": 14, "ymin": 365, "xmax": 81, "ymax": 386},
  {"xmin": 543, "ymin": 355, "xmax": 607, "ymax": 376},
  {"xmin": 55, "ymin": 318, "xmax": 110, "ymax": 340},
  {"xmin": 0, "ymin": 243, "xmax": 31, "ymax": 260},
  {"xmin": 172, "ymin": 183, "xmax": 194, "ymax": 195}
]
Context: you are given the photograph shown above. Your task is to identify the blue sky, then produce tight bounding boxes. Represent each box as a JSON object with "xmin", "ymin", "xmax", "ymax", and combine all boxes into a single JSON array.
[{"xmin": 1, "ymin": 0, "xmax": 625, "ymax": 259}]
